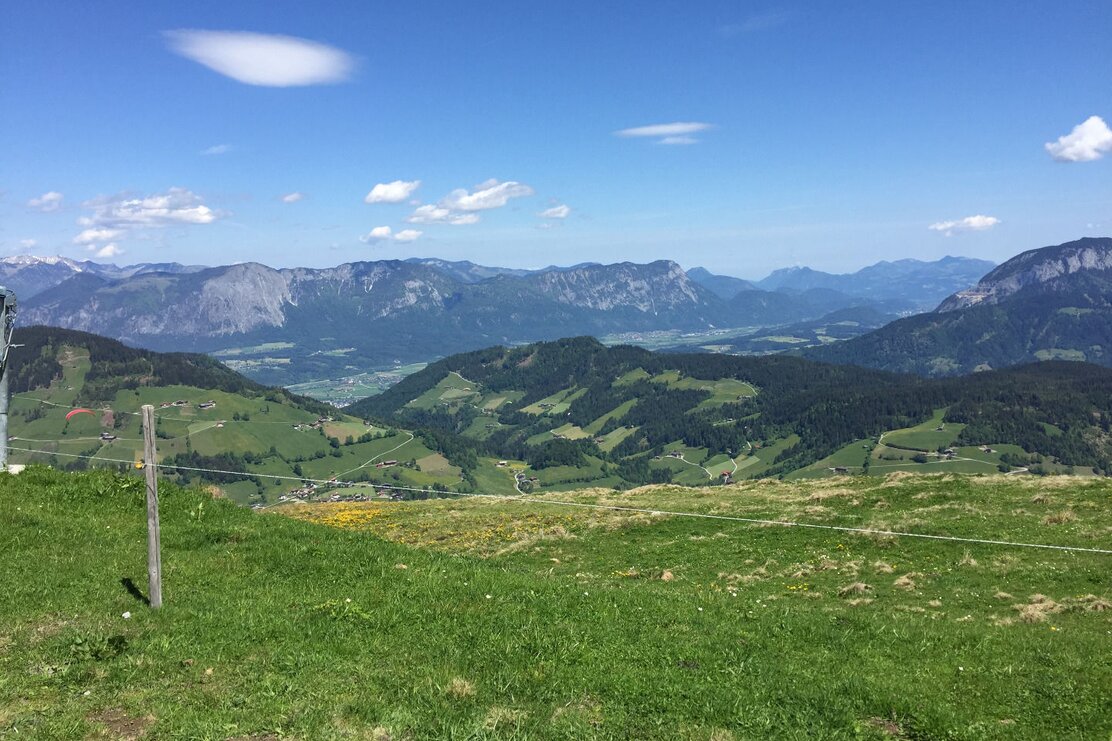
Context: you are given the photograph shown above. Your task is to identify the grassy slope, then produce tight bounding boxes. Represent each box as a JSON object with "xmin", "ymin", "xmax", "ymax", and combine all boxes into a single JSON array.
[
  {"xmin": 3, "ymin": 467, "xmax": 1110, "ymax": 739},
  {"xmin": 9, "ymin": 347, "xmax": 462, "ymax": 505}
]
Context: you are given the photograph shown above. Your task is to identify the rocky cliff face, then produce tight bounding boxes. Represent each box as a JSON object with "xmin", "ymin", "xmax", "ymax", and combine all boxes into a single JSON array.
[
  {"xmin": 937, "ymin": 237, "xmax": 1112, "ymax": 312},
  {"xmin": 527, "ymin": 260, "xmax": 704, "ymax": 313},
  {"xmin": 198, "ymin": 263, "xmax": 292, "ymax": 334}
]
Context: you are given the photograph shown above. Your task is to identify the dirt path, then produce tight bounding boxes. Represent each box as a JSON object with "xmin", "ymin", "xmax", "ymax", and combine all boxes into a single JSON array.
[
  {"xmin": 334, "ymin": 432, "xmax": 417, "ymax": 479},
  {"xmin": 673, "ymin": 452, "xmax": 712, "ymax": 480}
]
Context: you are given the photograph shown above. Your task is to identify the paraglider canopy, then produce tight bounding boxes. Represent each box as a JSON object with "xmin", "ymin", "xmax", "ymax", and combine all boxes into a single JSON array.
[{"xmin": 65, "ymin": 408, "xmax": 95, "ymax": 421}]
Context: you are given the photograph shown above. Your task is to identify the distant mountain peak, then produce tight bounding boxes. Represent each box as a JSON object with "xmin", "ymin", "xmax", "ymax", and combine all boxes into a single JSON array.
[
  {"xmin": 1, "ymin": 254, "xmax": 85, "ymax": 269},
  {"xmin": 937, "ymin": 237, "xmax": 1112, "ymax": 312}
]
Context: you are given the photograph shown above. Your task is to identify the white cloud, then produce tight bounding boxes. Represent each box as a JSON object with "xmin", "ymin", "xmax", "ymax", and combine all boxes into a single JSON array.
[
  {"xmin": 281, "ymin": 192, "xmax": 304, "ymax": 203},
  {"xmin": 74, "ymin": 227, "xmax": 124, "ymax": 244},
  {"xmin": 360, "ymin": 226, "xmax": 423, "ymax": 243},
  {"xmin": 407, "ymin": 204, "xmax": 481, "ymax": 225},
  {"xmin": 928, "ymin": 214, "xmax": 1001, "ymax": 236},
  {"xmin": 360, "ymin": 226, "xmax": 394, "ymax": 243},
  {"xmin": 164, "ymin": 30, "xmax": 355, "ymax": 87},
  {"xmin": 441, "ymin": 180, "xmax": 534, "ymax": 211},
  {"xmin": 1045, "ymin": 115, "xmax": 1112, "ymax": 162},
  {"xmin": 201, "ymin": 144, "xmax": 232, "ymax": 155},
  {"xmin": 91, "ymin": 243, "xmax": 123, "ymax": 258},
  {"xmin": 80, "ymin": 188, "xmax": 218, "ymax": 229},
  {"xmin": 28, "ymin": 191, "xmax": 63, "ymax": 212},
  {"xmin": 402, "ymin": 179, "xmax": 533, "ymax": 225},
  {"xmin": 19, "ymin": 239, "xmax": 37, "ymax": 249},
  {"xmin": 615, "ymin": 122, "xmax": 713, "ymax": 144},
  {"xmin": 539, "ymin": 204, "xmax": 571, "ymax": 219},
  {"xmin": 365, "ymin": 180, "xmax": 421, "ymax": 204}
]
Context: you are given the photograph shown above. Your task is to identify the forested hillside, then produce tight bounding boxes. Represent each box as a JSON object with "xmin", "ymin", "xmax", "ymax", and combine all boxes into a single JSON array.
[
  {"xmin": 9, "ymin": 325, "xmax": 327, "ymax": 412},
  {"xmin": 350, "ymin": 337, "xmax": 1112, "ymax": 483}
]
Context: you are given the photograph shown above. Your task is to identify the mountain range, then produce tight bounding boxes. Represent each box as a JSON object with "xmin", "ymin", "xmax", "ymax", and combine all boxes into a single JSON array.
[
  {"xmin": 0, "ymin": 254, "xmax": 204, "ymax": 301},
  {"xmin": 805, "ymin": 237, "xmax": 1112, "ymax": 375},
  {"xmin": 9, "ymin": 253, "xmax": 995, "ymax": 384},
  {"xmin": 752, "ymin": 255, "xmax": 995, "ymax": 309}
]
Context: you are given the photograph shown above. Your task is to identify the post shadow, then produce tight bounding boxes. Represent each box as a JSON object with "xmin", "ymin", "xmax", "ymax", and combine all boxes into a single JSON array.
[{"xmin": 120, "ymin": 577, "xmax": 151, "ymax": 606}]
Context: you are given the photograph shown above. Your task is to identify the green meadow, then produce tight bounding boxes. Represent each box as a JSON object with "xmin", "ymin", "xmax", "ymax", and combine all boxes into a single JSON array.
[{"xmin": 2, "ymin": 467, "xmax": 1109, "ymax": 739}]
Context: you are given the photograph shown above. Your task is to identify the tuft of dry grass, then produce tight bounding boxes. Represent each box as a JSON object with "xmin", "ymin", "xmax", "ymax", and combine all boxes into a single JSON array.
[
  {"xmin": 993, "ymin": 591, "xmax": 1013, "ymax": 600},
  {"xmin": 838, "ymin": 582, "xmax": 872, "ymax": 597},
  {"xmin": 1014, "ymin": 594, "xmax": 1063, "ymax": 623},
  {"xmin": 446, "ymin": 677, "xmax": 476, "ymax": 699},
  {"xmin": 1069, "ymin": 594, "xmax": 1111, "ymax": 612},
  {"xmin": 482, "ymin": 706, "xmax": 528, "ymax": 731},
  {"xmin": 893, "ymin": 574, "xmax": 917, "ymax": 590},
  {"xmin": 862, "ymin": 716, "xmax": 905, "ymax": 738},
  {"xmin": 872, "ymin": 561, "xmax": 895, "ymax": 574},
  {"xmin": 806, "ymin": 487, "xmax": 855, "ymax": 502},
  {"xmin": 718, "ymin": 567, "xmax": 767, "ymax": 585},
  {"xmin": 1041, "ymin": 510, "xmax": 1078, "ymax": 525},
  {"xmin": 958, "ymin": 550, "xmax": 979, "ymax": 567},
  {"xmin": 550, "ymin": 696, "xmax": 603, "ymax": 728}
]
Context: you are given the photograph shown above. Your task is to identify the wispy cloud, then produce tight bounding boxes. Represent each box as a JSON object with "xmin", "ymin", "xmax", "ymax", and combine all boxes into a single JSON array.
[
  {"xmin": 928, "ymin": 214, "xmax": 1000, "ymax": 236},
  {"xmin": 539, "ymin": 204, "xmax": 571, "ymax": 219},
  {"xmin": 442, "ymin": 180, "xmax": 534, "ymax": 211},
  {"xmin": 615, "ymin": 122, "xmax": 714, "ymax": 144},
  {"xmin": 74, "ymin": 227, "xmax": 124, "ymax": 245},
  {"xmin": 404, "ymin": 179, "xmax": 534, "ymax": 225},
  {"xmin": 28, "ymin": 191, "xmax": 63, "ymax": 212},
  {"xmin": 359, "ymin": 226, "xmax": 423, "ymax": 243},
  {"xmin": 72, "ymin": 188, "xmax": 219, "ymax": 253},
  {"xmin": 201, "ymin": 143, "xmax": 232, "ymax": 155},
  {"xmin": 281, "ymin": 192, "xmax": 304, "ymax": 203},
  {"xmin": 719, "ymin": 11, "xmax": 791, "ymax": 36},
  {"xmin": 79, "ymin": 188, "xmax": 218, "ymax": 229},
  {"xmin": 365, "ymin": 180, "xmax": 421, "ymax": 204},
  {"xmin": 407, "ymin": 205, "xmax": 480, "ymax": 225},
  {"xmin": 1045, "ymin": 115, "xmax": 1112, "ymax": 162},
  {"xmin": 19, "ymin": 239, "xmax": 37, "ymax": 249},
  {"xmin": 164, "ymin": 30, "xmax": 355, "ymax": 87}
]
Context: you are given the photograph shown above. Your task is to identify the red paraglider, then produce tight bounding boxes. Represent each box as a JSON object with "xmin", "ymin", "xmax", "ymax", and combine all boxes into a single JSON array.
[{"xmin": 65, "ymin": 408, "xmax": 95, "ymax": 421}]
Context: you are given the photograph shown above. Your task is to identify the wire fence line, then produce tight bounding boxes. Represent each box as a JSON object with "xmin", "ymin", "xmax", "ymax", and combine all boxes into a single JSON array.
[{"xmin": 7, "ymin": 443, "xmax": 1112, "ymax": 556}]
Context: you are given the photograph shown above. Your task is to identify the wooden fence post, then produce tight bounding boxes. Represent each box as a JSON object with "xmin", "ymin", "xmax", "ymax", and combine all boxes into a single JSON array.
[{"xmin": 141, "ymin": 404, "xmax": 162, "ymax": 608}]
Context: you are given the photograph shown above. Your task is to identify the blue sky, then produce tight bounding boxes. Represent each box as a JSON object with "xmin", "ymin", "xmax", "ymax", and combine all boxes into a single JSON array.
[{"xmin": 2, "ymin": 1, "xmax": 1110, "ymax": 278}]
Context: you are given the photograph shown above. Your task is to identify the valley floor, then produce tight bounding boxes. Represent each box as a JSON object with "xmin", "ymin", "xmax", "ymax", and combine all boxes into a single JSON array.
[{"xmin": 2, "ymin": 468, "xmax": 1110, "ymax": 739}]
